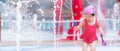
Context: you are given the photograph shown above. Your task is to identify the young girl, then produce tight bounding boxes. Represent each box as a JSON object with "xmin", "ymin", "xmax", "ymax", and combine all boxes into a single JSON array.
[{"xmin": 75, "ymin": 5, "xmax": 106, "ymax": 51}]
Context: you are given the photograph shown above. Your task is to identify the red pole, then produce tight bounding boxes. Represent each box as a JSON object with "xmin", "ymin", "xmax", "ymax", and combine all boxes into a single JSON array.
[{"xmin": 55, "ymin": 0, "xmax": 64, "ymax": 35}]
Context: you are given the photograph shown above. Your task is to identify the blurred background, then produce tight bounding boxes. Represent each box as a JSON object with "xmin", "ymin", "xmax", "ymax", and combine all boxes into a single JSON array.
[{"xmin": 0, "ymin": 0, "xmax": 120, "ymax": 51}]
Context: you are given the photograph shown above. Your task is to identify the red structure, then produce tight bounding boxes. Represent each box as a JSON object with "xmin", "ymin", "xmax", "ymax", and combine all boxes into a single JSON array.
[
  {"xmin": 67, "ymin": 0, "xmax": 83, "ymax": 40},
  {"xmin": 55, "ymin": 0, "xmax": 64, "ymax": 35}
]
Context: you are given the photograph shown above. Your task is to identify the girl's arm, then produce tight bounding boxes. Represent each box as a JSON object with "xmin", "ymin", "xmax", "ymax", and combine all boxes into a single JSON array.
[
  {"xmin": 97, "ymin": 18, "xmax": 104, "ymax": 35},
  {"xmin": 97, "ymin": 18, "xmax": 106, "ymax": 46},
  {"xmin": 74, "ymin": 18, "xmax": 84, "ymax": 30}
]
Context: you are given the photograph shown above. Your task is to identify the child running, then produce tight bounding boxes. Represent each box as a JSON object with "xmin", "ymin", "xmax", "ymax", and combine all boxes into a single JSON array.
[{"xmin": 75, "ymin": 5, "xmax": 106, "ymax": 51}]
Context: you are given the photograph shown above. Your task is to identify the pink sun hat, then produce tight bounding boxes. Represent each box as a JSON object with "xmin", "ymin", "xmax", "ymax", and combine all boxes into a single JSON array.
[{"xmin": 85, "ymin": 5, "xmax": 95, "ymax": 14}]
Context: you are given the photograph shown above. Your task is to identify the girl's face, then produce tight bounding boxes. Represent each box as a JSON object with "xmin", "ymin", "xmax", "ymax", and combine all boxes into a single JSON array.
[{"xmin": 85, "ymin": 14, "xmax": 94, "ymax": 21}]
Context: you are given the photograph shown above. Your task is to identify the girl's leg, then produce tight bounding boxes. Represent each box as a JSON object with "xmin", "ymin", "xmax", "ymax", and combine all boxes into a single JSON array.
[
  {"xmin": 82, "ymin": 41, "xmax": 88, "ymax": 51},
  {"xmin": 89, "ymin": 41, "xmax": 97, "ymax": 51}
]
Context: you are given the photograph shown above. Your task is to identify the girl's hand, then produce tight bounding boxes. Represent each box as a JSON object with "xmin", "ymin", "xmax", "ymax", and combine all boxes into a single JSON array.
[
  {"xmin": 74, "ymin": 26, "xmax": 79, "ymax": 30},
  {"xmin": 102, "ymin": 39, "xmax": 106, "ymax": 46},
  {"xmin": 100, "ymin": 34, "xmax": 106, "ymax": 46}
]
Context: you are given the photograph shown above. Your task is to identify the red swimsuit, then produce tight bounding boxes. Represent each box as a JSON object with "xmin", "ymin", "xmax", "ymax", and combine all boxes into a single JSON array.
[{"xmin": 81, "ymin": 18, "xmax": 98, "ymax": 43}]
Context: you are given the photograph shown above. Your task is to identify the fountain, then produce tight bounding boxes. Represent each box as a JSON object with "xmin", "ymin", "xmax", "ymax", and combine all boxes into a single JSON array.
[
  {"xmin": 0, "ymin": 0, "xmax": 119, "ymax": 51},
  {"xmin": 16, "ymin": 0, "xmax": 23, "ymax": 51}
]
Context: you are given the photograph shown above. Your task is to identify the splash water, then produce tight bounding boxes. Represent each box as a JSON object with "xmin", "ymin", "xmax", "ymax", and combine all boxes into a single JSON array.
[
  {"xmin": 0, "ymin": 0, "xmax": 119, "ymax": 51},
  {"xmin": 16, "ymin": 1, "xmax": 22, "ymax": 51}
]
